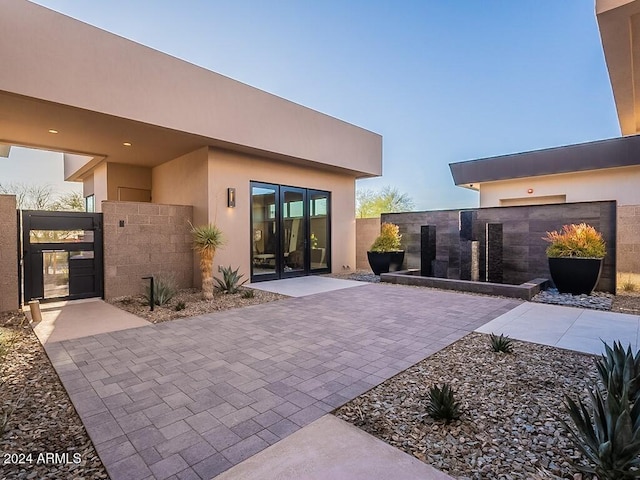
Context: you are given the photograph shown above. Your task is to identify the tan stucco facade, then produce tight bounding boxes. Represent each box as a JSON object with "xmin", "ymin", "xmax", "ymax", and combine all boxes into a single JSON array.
[
  {"xmin": 477, "ymin": 165, "xmax": 640, "ymax": 208},
  {"xmin": 0, "ymin": 0, "xmax": 382, "ymax": 289},
  {"xmin": 597, "ymin": 0, "xmax": 640, "ymax": 135},
  {"xmin": 151, "ymin": 147, "xmax": 357, "ymax": 281}
]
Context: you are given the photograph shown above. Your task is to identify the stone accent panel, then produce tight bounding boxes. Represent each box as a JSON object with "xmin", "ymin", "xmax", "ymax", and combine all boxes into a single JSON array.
[
  {"xmin": 355, "ymin": 218, "xmax": 381, "ymax": 270},
  {"xmin": 383, "ymin": 201, "xmax": 617, "ymax": 293},
  {"xmin": 0, "ymin": 195, "xmax": 18, "ymax": 312},
  {"xmin": 617, "ymin": 205, "xmax": 640, "ymax": 275},
  {"xmin": 102, "ymin": 201, "xmax": 193, "ymax": 299}
]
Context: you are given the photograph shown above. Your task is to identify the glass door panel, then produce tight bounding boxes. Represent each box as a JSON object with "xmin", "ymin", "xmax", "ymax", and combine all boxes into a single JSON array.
[
  {"xmin": 43, "ymin": 250, "xmax": 69, "ymax": 299},
  {"xmin": 251, "ymin": 185, "xmax": 278, "ymax": 280},
  {"xmin": 281, "ymin": 188, "xmax": 306, "ymax": 276},
  {"xmin": 309, "ymin": 191, "xmax": 330, "ymax": 271}
]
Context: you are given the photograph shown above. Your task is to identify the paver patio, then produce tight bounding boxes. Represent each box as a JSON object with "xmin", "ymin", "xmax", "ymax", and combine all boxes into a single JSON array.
[{"xmin": 44, "ymin": 283, "xmax": 520, "ymax": 480}]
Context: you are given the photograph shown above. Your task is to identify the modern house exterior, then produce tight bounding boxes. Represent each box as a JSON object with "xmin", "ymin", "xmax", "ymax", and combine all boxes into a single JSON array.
[
  {"xmin": 0, "ymin": 0, "xmax": 382, "ymax": 296},
  {"xmin": 448, "ymin": 0, "xmax": 640, "ymax": 277}
]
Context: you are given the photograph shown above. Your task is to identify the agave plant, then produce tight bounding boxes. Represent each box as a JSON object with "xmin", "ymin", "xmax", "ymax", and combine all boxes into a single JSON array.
[
  {"xmin": 426, "ymin": 383, "xmax": 461, "ymax": 424},
  {"xmin": 191, "ymin": 223, "xmax": 224, "ymax": 300},
  {"xmin": 143, "ymin": 276, "xmax": 176, "ymax": 306},
  {"xmin": 596, "ymin": 340, "xmax": 640, "ymax": 403},
  {"xmin": 489, "ymin": 333, "xmax": 513, "ymax": 353},
  {"xmin": 562, "ymin": 387, "xmax": 640, "ymax": 479},
  {"xmin": 214, "ymin": 265, "xmax": 246, "ymax": 294}
]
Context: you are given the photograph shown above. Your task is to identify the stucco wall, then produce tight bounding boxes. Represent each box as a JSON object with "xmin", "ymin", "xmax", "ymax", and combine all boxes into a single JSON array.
[
  {"xmin": 618, "ymin": 205, "xmax": 640, "ymax": 274},
  {"xmin": 102, "ymin": 201, "xmax": 193, "ymax": 299},
  {"xmin": 356, "ymin": 218, "xmax": 381, "ymax": 270},
  {"xmin": 479, "ymin": 165, "xmax": 640, "ymax": 207},
  {"xmin": 207, "ymin": 148, "xmax": 356, "ymax": 279},
  {"xmin": 0, "ymin": 195, "xmax": 18, "ymax": 312},
  {"xmin": 383, "ymin": 201, "xmax": 617, "ymax": 293}
]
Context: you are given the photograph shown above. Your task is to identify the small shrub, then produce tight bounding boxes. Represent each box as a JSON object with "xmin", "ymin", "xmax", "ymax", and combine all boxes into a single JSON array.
[
  {"xmin": 543, "ymin": 223, "xmax": 606, "ymax": 259},
  {"xmin": 426, "ymin": 383, "xmax": 461, "ymax": 424},
  {"xmin": 241, "ymin": 289, "xmax": 255, "ymax": 299},
  {"xmin": 370, "ymin": 222, "xmax": 402, "ymax": 253},
  {"xmin": 489, "ymin": 333, "xmax": 513, "ymax": 353},
  {"xmin": 174, "ymin": 301, "xmax": 186, "ymax": 311},
  {"xmin": 596, "ymin": 340, "xmax": 640, "ymax": 403},
  {"xmin": 214, "ymin": 266, "xmax": 246, "ymax": 294},
  {"xmin": 621, "ymin": 277, "xmax": 637, "ymax": 293},
  {"xmin": 144, "ymin": 276, "xmax": 177, "ymax": 306}
]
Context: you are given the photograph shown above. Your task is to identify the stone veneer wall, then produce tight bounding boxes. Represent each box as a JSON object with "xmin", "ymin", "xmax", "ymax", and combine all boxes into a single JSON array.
[
  {"xmin": 383, "ymin": 201, "xmax": 617, "ymax": 293},
  {"xmin": 617, "ymin": 205, "xmax": 640, "ymax": 276},
  {"xmin": 102, "ymin": 201, "xmax": 193, "ymax": 299},
  {"xmin": 355, "ymin": 218, "xmax": 381, "ymax": 270},
  {"xmin": 0, "ymin": 195, "xmax": 18, "ymax": 312}
]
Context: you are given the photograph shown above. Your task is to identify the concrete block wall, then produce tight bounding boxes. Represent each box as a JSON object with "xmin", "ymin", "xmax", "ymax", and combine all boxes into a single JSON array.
[
  {"xmin": 355, "ymin": 218, "xmax": 381, "ymax": 270},
  {"xmin": 617, "ymin": 205, "xmax": 640, "ymax": 275},
  {"xmin": 0, "ymin": 195, "xmax": 18, "ymax": 312},
  {"xmin": 102, "ymin": 201, "xmax": 193, "ymax": 299},
  {"xmin": 383, "ymin": 201, "xmax": 617, "ymax": 293}
]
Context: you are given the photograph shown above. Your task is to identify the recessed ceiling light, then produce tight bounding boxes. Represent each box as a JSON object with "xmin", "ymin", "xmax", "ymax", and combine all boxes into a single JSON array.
[
  {"xmin": 123, "ymin": 142, "xmax": 132, "ymax": 147},
  {"xmin": 48, "ymin": 129, "xmax": 58, "ymax": 134}
]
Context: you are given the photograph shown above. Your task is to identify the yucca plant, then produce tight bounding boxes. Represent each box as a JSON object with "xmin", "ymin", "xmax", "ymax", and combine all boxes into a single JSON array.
[
  {"xmin": 596, "ymin": 341, "xmax": 640, "ymax": 403},
  {"xmin": 426, "ymin": 383, "xmax": 461, "ymax": 424},
  {"xmin": 143, "ymin": 276, "xmax": 176, "ymax": 306},
  {"xmin": 562, "ymin": 386, "xmax": 640, "ymax": 479},
  {"xmin": 191, "ymin": 223, "xmax": 224, "ymax": 300},
  {"xmin": 214, "ymin": 265, "xmax": 246, "ymax": 294},
  {"xmin": 489, "ymin": 333, "xmax": 514, "ymax": 353}
]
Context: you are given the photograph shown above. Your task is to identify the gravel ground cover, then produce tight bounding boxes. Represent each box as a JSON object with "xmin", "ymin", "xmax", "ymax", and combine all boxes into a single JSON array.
[
  {"xmin": 108, "ymin": 287, "xmax": 286, "ymax": 323},
  {"xmin": 0, "ymin": 311, "xmax": 108, "ymax": 479},
  {"xmin": 611, "ymin": 291, "xmax": 640, "ymax": 315},
  {"xmin": 335, "ymin": 332, "xmax": 597, "ymax": 479}
]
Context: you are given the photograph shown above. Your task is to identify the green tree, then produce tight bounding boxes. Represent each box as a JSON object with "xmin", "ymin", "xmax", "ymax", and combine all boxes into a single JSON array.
[{"xmin": 356, "ymin": 185, "xmax": 414, "ymax": 218}]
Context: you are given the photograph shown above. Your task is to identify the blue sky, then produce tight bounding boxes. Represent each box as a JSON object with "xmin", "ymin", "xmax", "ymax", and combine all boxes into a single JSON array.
[{"xmin": 4, "ymin": 0, "xmax": 620, "ymax": 209}]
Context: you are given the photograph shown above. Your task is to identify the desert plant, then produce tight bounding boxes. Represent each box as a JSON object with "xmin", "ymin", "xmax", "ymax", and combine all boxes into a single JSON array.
[
  {"xmin": 144, "ymin": 276, "xmax": 176, "ymax": 306},
  {"xmin": 489, "ymin": 333, "xmax": 514, "ymax": 353},
  {"xmin": 191, "ymin": 223, "xmax": 224, "ymax": 300},
  {"xmin": 175, "ymin": 301, "xmax": 186, "ymax": 311},
  {"xmin": 370, "ymin": 222, "xmax": 402, "ymax": 253},
  {"xmin": 426, "ymin": 383, "xmax": 461, "ymax": 424},
  {"xmin": 543, "ymin": 223, "xmax": 606, "ymax": 259},
  {"xmin": 241, "ymin": 289, "xmax": 255, "ymax": 299},
  {"xmin": 214, "ymin": 265, "xmax": 246, "ymax": 294},
  {"xmin": 562, "ymin": 387, "xmax": 640, "ymax": 479},
  {"xmin": 621, "ymin": 276, "xmax": 638, "ymax": 293},
  {"xmin": 596, "ymin": 341, "xmax": 640, "ymax": 403}
]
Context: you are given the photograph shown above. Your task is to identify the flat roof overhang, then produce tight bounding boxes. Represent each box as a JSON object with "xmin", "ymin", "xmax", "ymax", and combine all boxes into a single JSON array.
[
  {"xmin": 597, "ymin": 0, "xmax": 640, "ymax": 135},
  {"xmin": 0, "ymin": 0, "xmax": 382, "ymax": 180},
  {"xmin": 449, "ymin": 134, "xmax": 640, "ymax": 186}
]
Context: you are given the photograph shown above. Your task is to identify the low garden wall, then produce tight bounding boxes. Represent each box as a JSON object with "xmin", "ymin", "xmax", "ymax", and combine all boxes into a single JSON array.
[
  {"xmin": 102, "ymin": 201, "xmax": 193, "ymax": 299},
  {"xmin": 355, "ymin": 218, "xmax": 380, "ymax": 270},
  {"xmin": 382, "ymin": 201, "xmax": 617, "ymax": 293}
]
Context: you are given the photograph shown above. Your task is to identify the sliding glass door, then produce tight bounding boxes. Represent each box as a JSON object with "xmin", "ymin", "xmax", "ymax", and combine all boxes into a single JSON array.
[{"xmin": 251, "ymin": 182, "xmax": 330, "ymax": 281}]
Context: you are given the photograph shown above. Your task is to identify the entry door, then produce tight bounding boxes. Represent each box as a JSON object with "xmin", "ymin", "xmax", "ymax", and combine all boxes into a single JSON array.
[
  {"xmin": 250, "ymin": 182, "xmax": 330, "ymax": 282},
  {"xmin": 280, "ymin": 187, "xmax": 307, "ymax": 278}
]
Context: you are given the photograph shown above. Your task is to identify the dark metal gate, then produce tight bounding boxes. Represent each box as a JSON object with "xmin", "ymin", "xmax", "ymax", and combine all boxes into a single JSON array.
[{"xmin": 21, "ymin": 210, "xmax": 103, "ymax": 303}]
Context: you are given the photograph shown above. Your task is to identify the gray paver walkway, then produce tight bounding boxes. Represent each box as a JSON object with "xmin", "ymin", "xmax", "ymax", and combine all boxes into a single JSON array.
[{"xmin": 45, "ymin": 284, "xmax": 520, "ymax": 480}]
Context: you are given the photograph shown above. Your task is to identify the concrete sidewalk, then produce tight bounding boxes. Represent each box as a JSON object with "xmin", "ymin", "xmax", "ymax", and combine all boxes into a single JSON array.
[
  {"xmin": 30, "ymin": 298, "xmax": 150, "ymax": 344},
  {"xmin": 477, "ymin": 301, "xmax": 640, "ymax": 354}
]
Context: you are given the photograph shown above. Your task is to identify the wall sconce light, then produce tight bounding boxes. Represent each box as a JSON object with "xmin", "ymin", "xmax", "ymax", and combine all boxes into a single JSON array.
[
  {"xmin": 227, "ymin": 188, "xmax": 236, "ymax": 208},
  {"xmin": 527, "ymin": 188, "xmax": 534, "ymax": 194}
]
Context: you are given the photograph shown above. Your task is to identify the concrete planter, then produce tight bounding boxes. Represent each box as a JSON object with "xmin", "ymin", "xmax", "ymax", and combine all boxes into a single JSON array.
[
  {"xmin": 367, "ymin": 251, "xmax": 405, "ymax": 275},
  {"xmin": 548, "ymin": 257, "xmax": 603, "ymax": 295}
]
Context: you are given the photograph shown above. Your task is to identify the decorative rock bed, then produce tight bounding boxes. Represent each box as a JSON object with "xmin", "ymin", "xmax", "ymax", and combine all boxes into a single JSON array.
[
  {"xmin": 532, "ymin": 288, "xmax": 613, "ymax": 311},
  {"xmin": 335, "ymin": 332, "xmax": 595, "ymax": 479}
]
